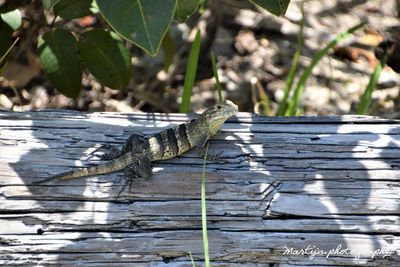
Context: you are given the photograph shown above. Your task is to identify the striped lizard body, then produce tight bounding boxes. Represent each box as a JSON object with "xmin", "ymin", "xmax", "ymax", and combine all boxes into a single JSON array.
[{"xmin": 34, "ymin": 100, "xmax": 238, "ymax": 184}]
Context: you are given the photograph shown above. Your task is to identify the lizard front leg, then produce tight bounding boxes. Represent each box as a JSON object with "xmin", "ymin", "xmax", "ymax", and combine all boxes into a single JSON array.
[
  {"xmin": 195, "ymin": 134, "xmax": 226, "ymax": 163},
  {"xmin": 196, "ymin": 144, "xmax": 226, "ymax": 163}
]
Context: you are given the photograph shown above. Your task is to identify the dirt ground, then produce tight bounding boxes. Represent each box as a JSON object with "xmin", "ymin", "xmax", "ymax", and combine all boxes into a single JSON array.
[{"xmin": 1, "ymin": 0, "xmax": 399, "ymax": 118}]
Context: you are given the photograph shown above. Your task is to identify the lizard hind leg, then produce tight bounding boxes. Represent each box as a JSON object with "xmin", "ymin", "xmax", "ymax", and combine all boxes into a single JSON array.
[
  {"xmin": 90, "ymin": 144, "xmax": 122, "ymax": 160},
  {"xmin": 115, "ymin": 154, "xmax": 152, "ymax": 199}
]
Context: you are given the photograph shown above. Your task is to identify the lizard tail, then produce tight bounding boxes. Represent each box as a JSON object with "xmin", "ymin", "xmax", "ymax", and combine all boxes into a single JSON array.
[{"xmin": 33, "ymin": 154, "xmax": 131, "ymax": 184}]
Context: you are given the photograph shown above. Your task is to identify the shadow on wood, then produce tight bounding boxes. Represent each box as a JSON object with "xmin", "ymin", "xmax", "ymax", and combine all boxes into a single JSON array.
[{"xmin": 1, "ymin": 110, "xmax": 399, "ymax": 266}]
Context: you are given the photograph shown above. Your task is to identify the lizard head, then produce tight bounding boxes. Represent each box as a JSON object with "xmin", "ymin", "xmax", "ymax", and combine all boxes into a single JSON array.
[{"xmin": 203, "ymin": 100, "xmax": 238, "ymax": 135}]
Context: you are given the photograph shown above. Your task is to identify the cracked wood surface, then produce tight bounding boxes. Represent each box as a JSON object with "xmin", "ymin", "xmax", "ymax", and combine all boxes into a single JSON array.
[{"xmin": 0, "ymin": 110, "xmax": 399, "ymax": 266}]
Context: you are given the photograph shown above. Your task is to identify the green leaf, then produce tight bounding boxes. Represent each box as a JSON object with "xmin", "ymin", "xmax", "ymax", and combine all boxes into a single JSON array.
[
  {"xmin": 0, "ymin": 18, "xmax": 13, "ymax": 68},
  {"xmin": 174, "ymin": 0, "xmax": 200, "ymax": 23},
  {"xmin": 249, "ymin": 0, "xmax": 290, "ymax": 16},
  {"xmin": 42, "ymin": 0, "xmax": 59, "ymax": 10},
  {"xmin": 90, "ymin": 0, "xmax": 100, "ymax": 13},
  {"xmin": 78, "ymin": 29, "xmax": 132, "ymax": 89},
  {"xmin": 96, "ymin": 0, "xmax": 176, "ymax": 56},
  {"xmin": 38, "ymin": 29, "xmax": 82, "ymax": 98},
  {"xmin": 1, "ymin": 9, "xmax": 22, "ymax": 30},
  {"xmin": 54, "ymin": 0, "xmax": 92, "ymax": 19}
]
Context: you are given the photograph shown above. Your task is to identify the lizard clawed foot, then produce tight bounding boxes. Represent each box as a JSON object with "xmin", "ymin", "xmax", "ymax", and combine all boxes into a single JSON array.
[
  {"xmin": 197, "ymin": 147, "xmax": 227, "ymax": 163},
  {"xmin": 115, "ymin": 173, "xmax": 139, "ymax": 200},
  {"xmin": 206, "ymin": 153, "xmax": 227, "ymax": 163}
]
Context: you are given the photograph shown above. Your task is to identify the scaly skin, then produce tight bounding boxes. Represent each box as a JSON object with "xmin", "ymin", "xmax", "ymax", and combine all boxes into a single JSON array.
[{"xmin": 34, "ymin": 100, "xmax": 238, "ymax": 184}]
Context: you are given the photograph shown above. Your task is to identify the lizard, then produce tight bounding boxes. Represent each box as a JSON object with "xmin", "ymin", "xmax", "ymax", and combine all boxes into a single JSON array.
[{"xmin": 33, "ymin": 100, "xmax": 238, "ymax": 191}]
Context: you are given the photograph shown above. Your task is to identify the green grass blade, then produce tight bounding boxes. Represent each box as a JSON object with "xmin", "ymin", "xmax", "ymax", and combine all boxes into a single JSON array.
[
  {"xmin": 201, "ymin": 143, "xmax": 210, "ymax": 267},
  {"xmin": 252, "ymin": 78, "xmax": 272, "ymax": 115},
  {"xmin": 180, "ymin": 30, "xmax": 202, "ymax": 113},
  {"xmin": 285, "ymin": 22, "xmax": 365, "ymax": 116},
  {"xmin": 276, "ymin": 3, "xmax": 304, "ymax": 116},
  {"xmin": 357, "ymin": 49, "xmax": 389, "ymax": 115},
  {"xmin": 211, "ymin": 51, "xmax": 223, "ymax": 102},
  {"xmin": 277, "ymin": 45, "xmax": 301, "ymax": 116},
  {"xmin": 189, "ymin": 251, "xmax": 196, "ymax": 267}
]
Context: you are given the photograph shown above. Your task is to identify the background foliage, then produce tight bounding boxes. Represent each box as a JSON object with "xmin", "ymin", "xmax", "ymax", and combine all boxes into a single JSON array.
[
  {"xmin": 0, "ymin": 0, "xmax": 289, "ymax": 99},
  {"xmin": 0, "ymin": 0, "xmax": 398, "ymax": 117}
]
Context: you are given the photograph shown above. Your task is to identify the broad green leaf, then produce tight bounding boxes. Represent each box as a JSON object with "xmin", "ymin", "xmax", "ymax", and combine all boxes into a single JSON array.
[
  {"xmin": 42, "ymin": 0, "xmax": 59, "ymax": 10},
  {"xmin": 90, "ymin": 0, "xmax": 100, "ymax": 13},
  {"xmin": 174, "ymin": 0, "xmax": 200, "ymax": 23},
  {"xmin": 1, "ymin": 9, "xmax": 22, "ymax": 30},
  {"xmin": 54, "ymin": 0, "xmax": 92, "ymax": 19},
  {"xmin": 250, "ymin": 0, "xmax": 290, "ymax": 16},
  {"xmin": 38, "ymin": 29, "xmax": 82, "ymax": 98},
  {"xmin": 78, "ymin": 29, "xmax": 132, "ymax": 89},
  {"xmin": 96, "ymin": 0, "xmax": 176, "ymax": 56},
  {"xmin": 0, "ymin": 18, "xmax": 13, "ymax": 69}
]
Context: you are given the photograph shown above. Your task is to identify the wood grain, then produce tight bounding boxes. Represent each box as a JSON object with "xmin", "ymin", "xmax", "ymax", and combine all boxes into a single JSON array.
[{"xmin": 0, "ymin": 110, "xmax": 399, "ymax": 266}]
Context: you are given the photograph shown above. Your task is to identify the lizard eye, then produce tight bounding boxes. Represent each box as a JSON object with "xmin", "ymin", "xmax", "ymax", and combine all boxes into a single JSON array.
[{"xmin": 216, "ymin": 105, "xmax": 222, "ymax": 109}]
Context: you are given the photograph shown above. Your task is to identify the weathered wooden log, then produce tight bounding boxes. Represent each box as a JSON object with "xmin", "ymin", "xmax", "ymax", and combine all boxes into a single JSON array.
[{"xmin": 0, "ymin": 110, "xmax": 399, "ymax": 266}]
